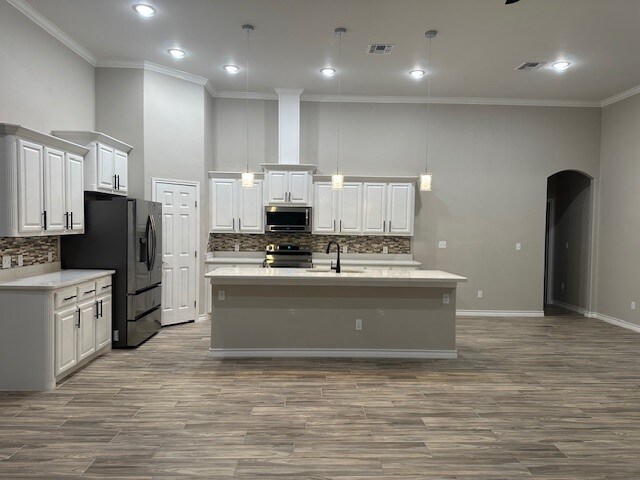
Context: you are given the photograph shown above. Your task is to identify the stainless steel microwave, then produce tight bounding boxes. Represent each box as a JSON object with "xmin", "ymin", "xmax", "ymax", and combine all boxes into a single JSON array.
[{"xmin": 264, "ymin": 206, "xmax": 312, "ymax": 233}]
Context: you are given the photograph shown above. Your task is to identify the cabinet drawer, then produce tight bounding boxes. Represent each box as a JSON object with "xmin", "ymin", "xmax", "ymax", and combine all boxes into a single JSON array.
[
  {"xmin": 96, "ymin": 277, "xmax": 112, "ymax": 295},
  {"xmin": 55, "ymin": 287, "xmax": 79, "ymax": 310},
  {"xmin": 77, "ymin": 281, "xmax": 97, "ymax": 301}
]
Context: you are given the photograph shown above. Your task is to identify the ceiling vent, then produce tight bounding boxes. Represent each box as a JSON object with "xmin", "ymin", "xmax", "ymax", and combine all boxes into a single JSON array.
[
  {"xmin": 367, "ymin": 44, "xmax": 394, "ymax": 55},
  {"xmin": 515, "ymin": 61, "xmax": 547, "ymax": 71}
]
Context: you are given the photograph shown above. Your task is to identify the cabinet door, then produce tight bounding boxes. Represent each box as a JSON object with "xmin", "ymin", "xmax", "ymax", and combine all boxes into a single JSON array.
[
  {"xmin": 64, "ymin": 154, "xmax": 84, "ymax": 232},
  {"xmin": 387, "ymin": 183, "xmax": 414, "ymax": 235},
  {"xmin": 266, "ymin": 171, "xmax": 288, "ymax": 204},
  {"xmin": 238, "ymin": 180, "xmax": 264, "ymax": 233},
  {"xmin": 55, "ymin": 307, "xmax": 78, "ymax": 376},
  {"xmin": 113, "ymin": 150, "xmax": 128, "ymax": 195},
  {"xmin": 96, "ymin": 294, "xmax": 112, "ymax": 350},
  {"xmin": 96, "ymin": 143, "xmax": 114, "ymax": 192},
  {"xmin": 338, "ymin": 182, "xmax": 363, "ymax": 234},
  {"xmin": 77, "ymin": 300, "xmax": 97, "ymax": 361},
  {"xmin": 288, "ymin": 171, "xmax": 310, "ymax": 205},
  {"xmin": 43, "ymin": 147, "xmax": 66, "ymax": 233},
  {"xmin": 313, "ymin": 182, "xmax": 338, "ymax": 233},
  {"xmin": 17, "ymin": 139, "xmax": 44, "ymax": 234},
  {"xmin": 363, "ymin": 183, "xmax": 387, "ymax": 234},
  {"xmin": 210, "ymin": 178, "xmax": 237, "ymax": 232}
]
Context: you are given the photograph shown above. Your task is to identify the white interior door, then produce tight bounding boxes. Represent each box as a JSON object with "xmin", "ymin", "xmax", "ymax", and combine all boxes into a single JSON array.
[
  {"xmin": 155, "ymin": 181, "xmax": 198, "ymax": 326},
  {"xmin": 17, "ymin": 139, "xmax": 44, "ymax": 234},
  {"xmin": 43, "ymin": 147, "xmax": 66, "ymax": 233}
]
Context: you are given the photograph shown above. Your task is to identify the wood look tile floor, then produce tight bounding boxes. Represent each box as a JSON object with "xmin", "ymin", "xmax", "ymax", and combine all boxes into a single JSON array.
[{"xmin": 1, "ymin": 314, "xmax": 640, "ymax": 479}]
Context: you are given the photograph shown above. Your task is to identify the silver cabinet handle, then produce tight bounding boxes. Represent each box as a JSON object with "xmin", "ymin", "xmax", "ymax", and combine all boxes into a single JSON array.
[
  {"xmin": 238, "ymin": 218, "xmax": 242, "ymax": 230},
  {"xmin": 232, "ymin": 218, "xmax": 235, "ymax": 230},
  {"xmin": 339, "ymin": 220, "xmax": 343, "ymax": 232},
  {"xmin": 388, "ymin": 220, "xmax": 391, "ymax": 232},
  {"xmin": 383, "ymin": 220, "xmax": 386, "ymax": 232},
  {"xmin": 333, "ymin": 219, "xmax": 336, "ymax": 231}
]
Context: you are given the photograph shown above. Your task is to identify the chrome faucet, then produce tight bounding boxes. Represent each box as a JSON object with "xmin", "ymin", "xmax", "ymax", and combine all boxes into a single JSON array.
[{"xmin": 325, "ymin": 241, "xmax": 341, "ymax": 273}]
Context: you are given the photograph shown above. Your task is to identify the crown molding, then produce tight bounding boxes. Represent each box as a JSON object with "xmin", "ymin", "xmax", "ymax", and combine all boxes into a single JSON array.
[
  {"xmin": 601, "ymin": 83, "xmax": 640, "ymax": 107},
  {"xmin": 96, "ymin": 60, "xmax": 211, "ymax": 88},
  {"xmin": 214, "ymin": 91, "xmax": 600, "ymax": 107},
  {"xmin": 7, "ymin": 0, "xmax": 98, "ymax": 66},
  {"xmin": 205, "ymin": 80, "xmax": 216, "ymax": 98}
]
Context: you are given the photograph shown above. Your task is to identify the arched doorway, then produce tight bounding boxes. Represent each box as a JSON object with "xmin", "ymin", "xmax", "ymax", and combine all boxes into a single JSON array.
[{"xmin": 544, "ymin": 170, "xmax": 593, "ymax": 316}]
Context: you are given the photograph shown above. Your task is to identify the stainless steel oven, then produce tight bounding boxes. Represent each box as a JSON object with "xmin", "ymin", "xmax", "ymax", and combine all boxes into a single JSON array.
[{"xmin": 265, "ymin": 206, "xmax": 312, "ymax": 233}]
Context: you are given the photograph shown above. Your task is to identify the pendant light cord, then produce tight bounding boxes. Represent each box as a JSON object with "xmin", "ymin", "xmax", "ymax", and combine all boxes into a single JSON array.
[
  {"xmin": 425, "ymin": 34, "xmax": 432, "ymax": 173},
  {"xmin": 336, "ymin": 31, "xmax": 343, "ymax": 174},
  {"xmin": 245, "ymin": 27, "xmax": 250, "ymax": 174}
]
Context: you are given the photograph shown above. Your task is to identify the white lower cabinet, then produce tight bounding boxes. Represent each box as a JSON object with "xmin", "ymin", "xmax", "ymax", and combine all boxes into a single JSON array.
[
  {"xmin": 54, "ymin": 307, "xmax": 79, "ymax": 376},
  {"xmin": 96, "ymin": 294, "xmax": 112, "ymax": 350},
  {"xmin": 77, "ymin": 300, "xmax": 97, "ymax": 361}
]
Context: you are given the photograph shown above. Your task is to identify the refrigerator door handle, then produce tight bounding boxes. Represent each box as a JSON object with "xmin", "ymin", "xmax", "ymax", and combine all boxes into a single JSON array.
[
  {"xmin": 149, "ymin": 214, "xmax": 158, "ymax": 272},
  {"xmin": 144, "ymin": 215, "xmax": 152, "ymax": 272}
]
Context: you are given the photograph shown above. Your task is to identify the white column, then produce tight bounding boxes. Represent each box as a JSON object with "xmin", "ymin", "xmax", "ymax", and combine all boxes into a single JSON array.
[{"xmin": 275, "ymin": 88, "xmax": 303, "ymax": 165}]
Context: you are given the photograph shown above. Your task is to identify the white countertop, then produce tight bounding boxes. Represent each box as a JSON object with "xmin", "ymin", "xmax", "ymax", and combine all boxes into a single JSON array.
[
  {"xmin": 206, "ymin": 267, "xmax": 466, "ymax": 288},
  {"xmin": 0, "ymin": 269, "xmax": 115, "ymax": 291},
  {"xmin": 205, "ymin": 253, "xmax": 421, "ymax": 267}
]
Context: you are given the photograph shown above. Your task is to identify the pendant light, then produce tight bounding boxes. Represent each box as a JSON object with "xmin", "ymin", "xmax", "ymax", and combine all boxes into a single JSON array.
[
  {"xmin": 420, "ymin": 30, "xmax": 437, "ymax": 192},
  {"xmin": 241, "ymin": 24, "xmax": 255, "ymax": 188},
  {"xmin": 332, "ymin": 27, "xmax": 347, "ymax": 190}
]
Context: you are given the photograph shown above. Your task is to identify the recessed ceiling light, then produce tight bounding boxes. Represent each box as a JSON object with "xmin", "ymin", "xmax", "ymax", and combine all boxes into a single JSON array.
[
  {"xmin": 320, "ymin": 67, "xmax": 336, "ymax": 77},
  {"xmin": 409, "ymin": 70, "xmax": 426, "ymax": 79},
  {"xmin": 168, "ymin": 48, "xmax": 185, "ymax": 59},
  {"xmin": 551, "ymin": 61, "xmax": 571, "ymax": 71},
  {"xmin": 133, "ymin": 4, "xmax": 156, "ymax": 17},
  {"xmin": 223, "ymin": 65, "xmax": 240, "ymax": 74}
]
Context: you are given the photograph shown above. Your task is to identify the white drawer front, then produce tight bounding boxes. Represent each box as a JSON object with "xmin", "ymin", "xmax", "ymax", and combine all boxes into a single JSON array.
[
  {"xmin": 77, "ymin": 281, "xmax": 97, "ymax": 301},
  {"xmin": 96, "ymin": 277, "xmax": 112, "ymax": 295},
  {"xmin": 55, "ymin": 287, "xmax": 79, "ymax": 310}
]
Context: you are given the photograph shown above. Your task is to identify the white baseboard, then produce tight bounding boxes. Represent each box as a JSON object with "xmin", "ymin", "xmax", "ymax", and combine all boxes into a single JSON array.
[
  {"xmin": 591, "ymin": 312, "xmax": 640, "ymax": 334},
  {"xmin": 456, "ymin": 310, "xmax": 544, "ymax": 318},
  {"xmin": 549, "ymin": 299, "xmax": 590, "ymax": 316},
  {"xmin": 209, "ymin": 348, "xmax": 458, "ymax": 359},
  {"xmin": 197, "ymin": 314, "xmax": 210, "ymax": 323}
]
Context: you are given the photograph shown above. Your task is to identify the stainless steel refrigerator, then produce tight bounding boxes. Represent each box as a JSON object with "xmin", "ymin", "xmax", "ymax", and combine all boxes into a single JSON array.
[{"xmin": 61, "ymin": 196, "xmax": 162, "ymax": 348}]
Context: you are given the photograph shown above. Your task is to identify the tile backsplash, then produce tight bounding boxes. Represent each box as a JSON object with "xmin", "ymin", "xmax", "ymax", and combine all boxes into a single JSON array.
[
  {"xmin": 0, "ymin": 236, "xmax": 59, "ymax": 269},
  {"xmin": 208, "ymin": 233, "xmax": 411, "ymax": 254}
]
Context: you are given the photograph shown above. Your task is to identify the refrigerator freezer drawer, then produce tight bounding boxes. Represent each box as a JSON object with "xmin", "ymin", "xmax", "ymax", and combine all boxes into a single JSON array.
[
  {"xmin": 127, "ymin": 305, "xmax": 161, "ymax": 347},
  {"xmin": 127, "ymin": 285, "xmax": 162, "ymax": 321}
]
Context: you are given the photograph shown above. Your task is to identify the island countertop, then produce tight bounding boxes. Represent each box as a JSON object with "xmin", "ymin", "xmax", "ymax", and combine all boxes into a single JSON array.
[
  {"xmin": 206, "ymin": 267, "xmax": 466, "ymax": 287},
  {"xmin": 0, "ymin": 269, "xmax": 115, "ymax": 291}
]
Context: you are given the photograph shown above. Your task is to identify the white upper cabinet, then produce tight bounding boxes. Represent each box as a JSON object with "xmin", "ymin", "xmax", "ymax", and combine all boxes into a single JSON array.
[
  {"xmin": 339, "ymin": 183, "xmax": 363, "ymax": 234},
  {"xmin": 238, "ymin": 180, "xmax": 264, "ymax": 233},
  {"xmin": 0, "ymin": 125, "xmax": 89, "ymax": 237},
  {"xmin": 210, "ymin": 176, "xmax": 265, "ymax": 234},
  {"xmin": 43, "ymin": 147, "xmax": 66, "ymax": 233},
  {"xmin": 265, "ymin": 167, "xmax": 313, "ymax": 206},
  {"xmin": 311, "ymin": 179, "xmax": 415, "ymax": 237},
  {"xmin": 387, "ymin": 183, "xmax": 415, "ymax": 235},
  {"xmin": 51, "ymin": 131, "xmax": 132, "ymax": 197},
  {"xmin": 65, "ymin": 154, "xmax": 85, "ymax": 231},
  {"xmin": 313, "ymin": 182, "xmax": 338, "ymax": 233},
  {"xmin": 362, "ymin": 183, "xmax": 387, "ymax": 234},
  {"xmin": 17, "ymin": 139, "xmax": 44, "ymax": 235}
]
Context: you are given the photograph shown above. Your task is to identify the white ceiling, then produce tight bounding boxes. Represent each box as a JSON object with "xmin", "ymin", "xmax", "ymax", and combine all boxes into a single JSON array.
[{"xmin": 21, "ymin": 0, "xmax": 640, "ymax": 101}]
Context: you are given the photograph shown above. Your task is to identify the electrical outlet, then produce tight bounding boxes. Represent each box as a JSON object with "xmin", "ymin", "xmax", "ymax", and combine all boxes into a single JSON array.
[
  {"xmin": 565, "ymin": 242, "xmax": 569, "ymax": 250},
  {"xmin": 2, "ymin": 255, "xmax": 11, "ymax": 269},
  {"xmin": 477, "ymin": 290, "xmax": 483, "ymax": 299},
  {"xmin": 234, "ymin": 243, "xmax": 240, "ymax": 252},
  {"xmin": 355, "ymin": 318, "xmax": 363, "ymax": 331},
  {"xmin": 382, "ymin": 246, "xmax": 389, "ymax": 254},
  {"xmin": 442, "ymin": 294, "xmax": 450, "ymax": 304},
  {"xmin": 632, "ymin": 301, "xmax": 636, "ymax": 310},
  {"xmin": 17, "ymin": 254, "xmax": 24, "ymax": 267},
  {"xmin": 342, "ymin": 245, "xmax": 348, "ymax": 254},
  {"xmin": 515, "ymin": 242, "xmax": 522, "ymax": 251},
  {"xmin": 48, "ymin": 252, "xmax": 53, "ymax": 262},
  {"xmin": 561, "ymin": 282, "xmax": 565, "ymax": 290},
  {"xmin": 218, "ymin": 290, "xmax": 226, "ymax": 301},
  {"xmin": 113, "ymin": 330, "xmax": 119, "ymax": 342},
  {"xmin": 438, "ymin": 241, "xmax": 447, "ymax": 249}
]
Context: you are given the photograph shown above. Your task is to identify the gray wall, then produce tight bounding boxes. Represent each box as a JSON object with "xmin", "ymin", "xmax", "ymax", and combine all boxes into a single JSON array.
[
  {"xmin": 212, "ymin": 98, "xmax": 602, "ymax": 312},
  {"xmin": 95, "ymin": 68, "xmax": 145, "ymax": 199},
  {"xmin": 0, "ymin": 1, "xmax": 94, "ymax": 132},
  {"xmin": 597, "ymin": 94, "xmax": 640, "ymax": 327},
  {"xmin": 547, "ymin": 171, "xmax": 593, "ymax": 310}
]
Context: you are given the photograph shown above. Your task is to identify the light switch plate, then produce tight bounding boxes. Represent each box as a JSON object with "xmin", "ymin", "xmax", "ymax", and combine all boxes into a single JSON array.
[
  {"xmin": 442, "ymin": 294, "xmax": 450, "ymax": 304},
  {"xmin": 17, "ymin": 254, "xmax": 24, "ymax": 267},
  {"xmin": 2, "ymin": 255, "xmax": 11, "ymax": 269},
  {"xmin": 477, "ymin": 290, "xmax": 484, "ymax": 299},
  {"xmin": 218, "ymin": 290, "xmax": 226, "ymax": 301},
  {"xmin": 355, "ymin": 319, "xmax": 363, "ymax": 331},
  {"xmin": 438, "ymin": 241, "xmax": 447, "ymax": 249},
  {"xmin": 515, "ymin": 242, "xmax": 522, "ymax": 251},
  {"xmin": 632, "ymin": 301, "xmax": 636, "ymax": 310},
  {"xmin": 382, "ymin": 246, "xmax": 389, "ymax": 254}
]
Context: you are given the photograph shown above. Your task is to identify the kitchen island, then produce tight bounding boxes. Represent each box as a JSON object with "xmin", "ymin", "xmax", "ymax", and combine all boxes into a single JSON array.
[{"xmin": 206, "ymin": 267, "xmax": 467, "ymax": 359}]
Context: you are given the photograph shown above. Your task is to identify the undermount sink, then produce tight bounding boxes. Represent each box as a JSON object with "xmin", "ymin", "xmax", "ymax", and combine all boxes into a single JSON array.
[{"xmin": 306, "ymin": 268, "xmax": 364, "ymax": 274}]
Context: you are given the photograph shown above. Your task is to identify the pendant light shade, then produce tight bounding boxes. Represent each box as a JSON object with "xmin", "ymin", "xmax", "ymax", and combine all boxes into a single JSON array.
[
  {"xmin": 241, "ymin": 24, "xmax": 255, "ymax": 188},
  {"xmin": 331, "ymin": 173, "xmax": 344, "ymax": 190},
  {"xmin": 332, "ymin": 27, "xmax": 347, "ymax": 190},
  {"xmin": 419, "ymin": 30, "xmax": 437, "ymax": 192},
  {"xmin": 419, "ymin": 173, "xmax": 432, "ymax": 192}
]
